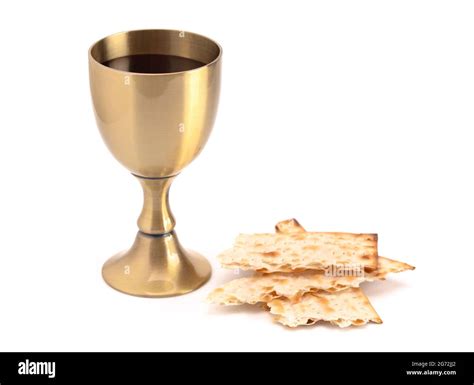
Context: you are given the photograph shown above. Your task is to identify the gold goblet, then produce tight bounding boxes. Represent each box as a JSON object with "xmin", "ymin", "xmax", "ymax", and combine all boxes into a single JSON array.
[{"xmin": 89, "ymin": 30, "xmax": 222, "ymax": 297}]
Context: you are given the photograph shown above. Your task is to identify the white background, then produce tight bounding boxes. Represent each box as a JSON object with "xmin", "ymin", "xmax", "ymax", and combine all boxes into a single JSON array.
[{"xmin": 0, "ymin": 0, "xmax": 473, "ymax": 352}]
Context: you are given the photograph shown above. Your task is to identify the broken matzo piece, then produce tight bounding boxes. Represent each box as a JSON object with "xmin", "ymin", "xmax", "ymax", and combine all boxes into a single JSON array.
[
  {"xmin": 218, "ymin": 231, "xmax": 378, "ymax": 272},
  {"xmin": 267, "ymin": 288, "xmax": 382, "ymax": 328},
  {"xmin": 208, "ymin": 256, "xmax": 413, "ymax": 305}
]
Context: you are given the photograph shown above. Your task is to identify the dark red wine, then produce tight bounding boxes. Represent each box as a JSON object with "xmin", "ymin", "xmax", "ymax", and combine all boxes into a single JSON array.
[{"xmin": 103, "ymin": 54, "xmax": 205, "ymax": 74}]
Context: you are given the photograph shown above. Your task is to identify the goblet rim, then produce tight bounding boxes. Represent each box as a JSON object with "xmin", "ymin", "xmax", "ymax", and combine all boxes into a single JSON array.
[{"xmin": 88, "ymin": 28, "xmax": 222, "ymax": 76}]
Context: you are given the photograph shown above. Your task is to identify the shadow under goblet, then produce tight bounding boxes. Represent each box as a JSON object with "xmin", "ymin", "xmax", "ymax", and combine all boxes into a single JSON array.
[{"xmin": 89, "ymin": 29, "xmax": 222, "ymax": 297}]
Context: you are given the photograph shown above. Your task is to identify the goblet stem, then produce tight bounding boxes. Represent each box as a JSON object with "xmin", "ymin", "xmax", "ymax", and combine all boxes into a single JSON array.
[
  {"xmin": 101, "ymin": 230, "xmax": 212, "ymax": 297},
  {"xmin": 101, "ymin": 174, "xmax": 212, "ymax": 297},
  {"xmin": 136, "ymin": 175, "xmax": 176, "ymax": 235}
]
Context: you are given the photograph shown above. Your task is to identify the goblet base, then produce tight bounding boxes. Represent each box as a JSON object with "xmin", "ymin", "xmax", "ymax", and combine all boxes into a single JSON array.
[{"xmin": 102, "ymin": 231, "xmax": 211, "ymax": 297}]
